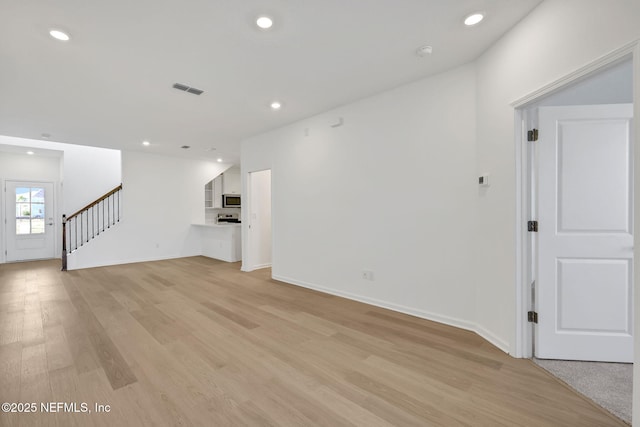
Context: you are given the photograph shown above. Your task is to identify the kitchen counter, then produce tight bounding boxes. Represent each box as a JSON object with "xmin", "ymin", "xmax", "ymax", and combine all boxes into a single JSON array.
[
  {"xmin": 192, "ymin": 223, "xmax": 241, "ymax": 228},
  {"xmin": 192, "ymin": 223, "xmax": 241, "ymax": 262}
]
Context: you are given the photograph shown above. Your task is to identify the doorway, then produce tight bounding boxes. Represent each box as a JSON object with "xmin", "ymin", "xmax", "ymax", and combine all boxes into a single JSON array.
[
  {"xmin": 515, "ymin": 51, "xmax": 635, "ymax": 358},
  {"xmin": 531, "ymin": 104, "xmax": 634, "ymax": 422},
  {"xmin": 245, "ymin": 169, "xmax": 272, "ymax": 271},
  {"xmin": 514, "ymin": 46, "xmax": 637, "ymax": 423},
  {"xmin": 5, "ymin": 181, "xmax": 56, "ymax": 261}
]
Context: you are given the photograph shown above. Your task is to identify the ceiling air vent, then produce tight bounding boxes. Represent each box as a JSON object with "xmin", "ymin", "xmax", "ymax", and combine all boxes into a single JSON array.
[
  {"xmin": 172, "ymin": 83, "xmax": 204, "ymax": 95},
  {"xmin": 186, "ymin": 87, "xmax": 203, "ymax": 95}
]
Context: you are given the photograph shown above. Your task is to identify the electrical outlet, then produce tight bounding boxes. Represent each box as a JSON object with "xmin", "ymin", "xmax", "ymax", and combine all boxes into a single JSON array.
[{"xmin": 362, "ymin": 270, "xmax": 374, "ymax": 281}]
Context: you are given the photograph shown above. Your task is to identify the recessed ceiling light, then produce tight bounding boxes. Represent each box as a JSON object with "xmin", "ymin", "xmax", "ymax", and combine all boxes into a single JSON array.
[
  {"xmin": 270, "ymin": 101, "xmax": 282, "ymax": 110},
  {"xmin": 49, "ymin": 29, "xmax": 70, "ymax": 41},
  {"xmin": 142, "ymin": 140, "xmax": 150, "ymax": 146},
  {"xmin": 464, "ymin": 13, "xmax": 484, "ymax": 26},
  {"xmin": 256, "ymin": 16, "xmax": 273, "ymax": 29},
  {"xmin": 217, "ymin": 158, "xmax": 223, "ymax": 162},
  {"xmin": 27, "ymin": 151, "xmax": 34, "ymax": 155}
]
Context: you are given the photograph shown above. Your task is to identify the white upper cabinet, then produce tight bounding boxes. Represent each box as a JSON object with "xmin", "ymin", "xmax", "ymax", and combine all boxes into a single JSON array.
[
  {"xmin": 213, "ymin": 175, "xmax": 223, "ymax": 208},
  {"xmin": 205, "ymin": 174, "xmax": 225, "ymax": 208},
  {"xmin": 205, "ymin": 166, "xmax": 241, "ymax": 209},
  {"xmin": 222, "ymin": 166, "xmax": 241, "ymax": 194},
  {"xmin": 204, "ymin": 180, "xmax": 213, "ymax": 208}
]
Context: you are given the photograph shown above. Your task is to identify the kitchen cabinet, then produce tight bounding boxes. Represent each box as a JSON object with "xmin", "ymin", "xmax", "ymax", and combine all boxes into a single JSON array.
[
  {"xmin": 204, "ymin": 180, "xmax": 213, "ymax": 208},
  {"xmin": 213, "ymin": 175, "xmax": 223, "ymax": 208},
  {"xmin": 193, "ymin": 223, "xmax": 241, "ymax": 262},
  {"xmin": 205, "ymin": 175, "xmax": 224, "ymax": 208},
  {"xmin": 205, "ymin": 166, "xmax": 241, "ymax": 209},
  {"xmin": 222, "ymin": 167, "xmax": 241, "ymax": 194}
]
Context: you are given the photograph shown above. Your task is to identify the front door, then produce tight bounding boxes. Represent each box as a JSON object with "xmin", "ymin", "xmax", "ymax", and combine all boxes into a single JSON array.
[
  {"xmin": 536, "ymin": 104, "xmax": 634, "ymax": 362},
  {"xmin": 5, "ymin": 181, "xmax": 55, "ymax": 261}
]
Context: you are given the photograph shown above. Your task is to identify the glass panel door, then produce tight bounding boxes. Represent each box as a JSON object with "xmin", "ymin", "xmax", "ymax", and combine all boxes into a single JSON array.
[
  {"xmin": 15, "ymin": 186, "xmax": 46, "ymax": 235},
  {"xmin": 6, "ymin": 181, "xmax": 55, "ymax": 261}
]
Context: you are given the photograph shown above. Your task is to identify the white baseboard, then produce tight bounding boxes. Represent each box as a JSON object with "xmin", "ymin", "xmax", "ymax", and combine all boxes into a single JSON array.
[
  {"xmin": 66, "ymin": 256, "xmax": 512, "ymax": 354},
  {"xmin": 273, "ymin": 274, "xmax": 477, "ymax": 331},
  {"xmin": 273, "ymin": 274, "xmax": 511, "ymax": 354},
  {"xmin": 66, "ymin": 253, "xmax": 194, "ymax": 270},
  {"xmin": 201, "ymin": 254, "xmax": 240, "ymax": 263},
  {"xmin": 242, "ymin": 262, "xmax": 272, "ymax": 272},
  {"xmin": 474, "ymin": 324, "xmax": 510, "ymax": 354}
]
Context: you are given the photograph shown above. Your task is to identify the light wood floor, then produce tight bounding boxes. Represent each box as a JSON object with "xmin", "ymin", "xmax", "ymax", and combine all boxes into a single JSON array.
[{"xmin": 0, "ymin": 257, "xmax": 628, "ymax": 426}]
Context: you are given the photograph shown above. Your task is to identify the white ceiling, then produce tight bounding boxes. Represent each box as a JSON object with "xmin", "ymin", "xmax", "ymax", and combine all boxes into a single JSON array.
[{"xmin": 0, "ymin": 0, "xmax": 542, "ymax": 164}]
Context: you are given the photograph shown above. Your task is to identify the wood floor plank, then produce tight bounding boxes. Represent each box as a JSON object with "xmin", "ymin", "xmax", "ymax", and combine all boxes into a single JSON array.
[
  {"xmin": 0, "ymin": 342, "xmax": 22, "ymax": 405},
  {"xmin": 121, "ymin": 365, "xmax": 195, "ymax": 426},
  {"xmin": 48, "ymin": 365, "xmax": 85, "ymax": 427},
  {"xmin": 130, "ymin": 305, "xmax": 191, "ymax": 345},
  {"xmin": 0, "ymin": 258, "xmax": 629, "ymax": 427},
  {"xmin": 44, "ymin": 323, "xmax": 74, "ymax": 372},
  {"xmin": 20, "ymin": 342, "xmax": 53, "ymax": 423},
  {"xmin": 85, "ymin": 329, "xmax": 137, "ymax": 391},
  {"xmin": 0, "ymin": 312, "xmax": 23, "ymax": 345},
  {"xmin": 62, "ymin": 274, "xmax": 137, "ymax": 390},
  {"xmin": 64, "ymin": 321, "xmax": 102, "ymax": 375},
  {"xmin": 77, "ymin": 369, "xmax": 127, "ymax": 427},
  {"xmin": 200, "ymin": 300, "xmax": 260, "ymax": 330}
]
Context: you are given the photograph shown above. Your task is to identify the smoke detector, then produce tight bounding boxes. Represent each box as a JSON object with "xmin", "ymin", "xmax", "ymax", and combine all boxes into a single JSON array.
[{"xmin": 415, "ymin": 45, "xmax": 433, "ymax": 57}]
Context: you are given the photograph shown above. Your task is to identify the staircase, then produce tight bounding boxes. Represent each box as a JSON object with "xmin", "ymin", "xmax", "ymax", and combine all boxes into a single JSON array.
[{"xmin": 62, "ymin": 184, "xmax": 122, "ymax": 271}]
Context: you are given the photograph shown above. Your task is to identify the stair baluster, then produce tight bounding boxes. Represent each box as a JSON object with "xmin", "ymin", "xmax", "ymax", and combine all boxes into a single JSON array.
[{"xmin": 61, "ymin": 184, "xmax": 123, "ymax": 271}]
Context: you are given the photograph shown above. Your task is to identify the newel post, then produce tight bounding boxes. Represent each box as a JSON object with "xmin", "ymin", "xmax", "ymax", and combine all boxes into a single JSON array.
[{"xmin": 61, "ymin": 214, "xmax": 67, "ymax": 271}]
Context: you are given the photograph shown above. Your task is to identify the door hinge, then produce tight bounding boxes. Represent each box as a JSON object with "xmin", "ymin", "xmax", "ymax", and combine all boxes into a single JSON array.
[
  {"xmin": 527, "ymin": 220, "xmax": 538, "ymax": 232},
  {"xmin": 527, "ymin": 128, "xmax": 539, "ymax": 142},
  {"xmin": 527, "ymin": 311, "xmax": 538, "ymax": 323}
]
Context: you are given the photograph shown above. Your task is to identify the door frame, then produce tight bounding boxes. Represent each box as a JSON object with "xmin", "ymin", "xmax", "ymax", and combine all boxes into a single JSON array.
[
  {"xmin": 3, "ymin": 179, "xmax": 58, "ymax": 262},
  {"xmin": 241, "ymin": 168, "xmax": 273, "ymax": 272},
  {"xmin": 512, "ymin": 40, "xmax": 640, "ymax": 359}
]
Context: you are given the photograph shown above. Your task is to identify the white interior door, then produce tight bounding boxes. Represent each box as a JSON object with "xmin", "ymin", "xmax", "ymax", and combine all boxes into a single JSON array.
[
  {"xmin": 536, "ymin": 104, "xmax": 634, "ymax": 362},
  {"xmin": 5, "ymin": 181, "xmax": 55, "ymax": 261},
  {"xmin": 247, "ymin": 170, "xmax": 272, "ymax": 271}
]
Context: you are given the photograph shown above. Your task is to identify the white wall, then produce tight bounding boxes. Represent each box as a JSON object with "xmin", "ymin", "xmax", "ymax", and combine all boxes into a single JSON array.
[
  {"xmin": 0, "ymin": 150, "xmax": 61, "ymax": 182},
  {"xmin": 0, "ymin": 135, "xmax": 121, "ymax": 214},
  {"xmin": 0, "ymin": 150, "xmax": 62, "ymax": 262},
  {"xmin": 474, "ymin": 1, "xmax": 639, "ymax": 421},
  {"xmin": 0, "ymin": 135, "xmax": 230, "ymax": 270},
  {"xmin": 527, "ymin": 58, "xmax": 633, "ymax": 111},
  {"xmin": 635, "ymin": 43, "xmax": 640, "ymax": 427},
  {"xmin": 0, "ymin": 135, "xmax": 120, "ymax": 263},
  {"xmin": 67, "ymin": 150, "xmax": 229, "ymax": 269},
  {"xmin": 243, "ymin": 1, "xmax": 640, "ymax": 418},
  {"xmin": 242, "ymin": 63, "xmax": 479, "ymax": 333},
  {"xmin": 475, "ymin": 0, "xmax": 640, "ymax": 354}
]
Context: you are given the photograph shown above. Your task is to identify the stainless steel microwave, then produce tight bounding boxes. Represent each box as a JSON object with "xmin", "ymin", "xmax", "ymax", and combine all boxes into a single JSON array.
[{"xmin": 222, "ymin": 194, "xmax": 241, "ymax": 208}]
